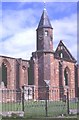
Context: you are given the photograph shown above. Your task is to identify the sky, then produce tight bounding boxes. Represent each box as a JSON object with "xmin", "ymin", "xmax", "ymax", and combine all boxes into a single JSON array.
[{"xmin": 0, "ymin": 1, "xmax": 78, "ymax": 61}]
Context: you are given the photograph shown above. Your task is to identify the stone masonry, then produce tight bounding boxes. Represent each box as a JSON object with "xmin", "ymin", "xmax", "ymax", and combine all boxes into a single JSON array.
[{"xmin": 0, "ymin": 8, "xmax": 79, "ymax": 102}]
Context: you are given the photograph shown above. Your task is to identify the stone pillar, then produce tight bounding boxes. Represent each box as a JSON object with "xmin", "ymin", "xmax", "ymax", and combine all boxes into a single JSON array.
[
  {"xmin": 77, "ymin": 65, "xmax": 79, "ymax": 99},
  {"xmin": 0, "ymin": 59, "xmax": 2, "ymax": 85},
  {"xmin": 49, "ymin": 53, "xmax": 54, "ymax": 100},
  {"xmin": 19, "ymin": 59, "xmax": 23, "ymax": 88},
  {"xmin": 33, "ymin": 58, "xmax": 38, "ymax": 100},
  {"xmin": 25, "ymin": 62, "xmax": 29, "ymax": 86}
]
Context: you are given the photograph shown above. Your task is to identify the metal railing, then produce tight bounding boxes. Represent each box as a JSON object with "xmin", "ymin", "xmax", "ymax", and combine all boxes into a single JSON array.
[{"xmin": 0, "ymin": 86, "xmax": 78, "ymax": 118}]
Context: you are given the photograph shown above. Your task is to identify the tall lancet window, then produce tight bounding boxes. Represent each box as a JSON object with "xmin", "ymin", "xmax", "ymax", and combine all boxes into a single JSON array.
[
  {"xmin": 2, "ymin": 62, "xmax": 7, "ymax": 87},
  {"xmin": 59, "ymin": 52, "xmax": 63, "ymax": 58},
  {"xmin": 64, "ymin": 67, "xmax": 70, "ymax": 86}
]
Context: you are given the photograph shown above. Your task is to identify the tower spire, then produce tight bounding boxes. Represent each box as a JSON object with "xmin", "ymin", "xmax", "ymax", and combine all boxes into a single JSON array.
[{"xmin": 37, "ymin": 6, "xmax": 52, "ymax": 29}]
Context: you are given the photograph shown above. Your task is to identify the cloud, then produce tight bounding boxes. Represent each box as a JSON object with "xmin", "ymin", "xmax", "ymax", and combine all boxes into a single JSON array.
[
  {"xmin": 1, "ymin": 2, "xmax": 77, "ymax": 61},
  {"xmin": 2, "ymin": 8, "xmax": 39, "ymax": 39},
  {"xmin": 1, "ymin": 28, "xmax": 36, "ymax": 59},
  {"xmin": 1, "ymin": 4, "xmax": 39, "ymax": 59},
  {"xmin": 52, "ymin": 13, "xmax": 77, "ymax": 59}
]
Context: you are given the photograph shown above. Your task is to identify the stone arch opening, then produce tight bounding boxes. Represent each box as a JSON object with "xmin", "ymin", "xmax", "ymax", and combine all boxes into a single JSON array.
[
  {"xmin": 2, "ymin": 62, "xmax": 7, "ymax": 87},
  {"xmin": 22, "ymin": 66, "xmax": 26, "ymax": 85},
  {"xmin": 2, "ymin": 59, "xmax": 11, "ymax": 88},
  {"xmin": 64, "ymin": 67, "xmax": 70, "ymax": 86}
]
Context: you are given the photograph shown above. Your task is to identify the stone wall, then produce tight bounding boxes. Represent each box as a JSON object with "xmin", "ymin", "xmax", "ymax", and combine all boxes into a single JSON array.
[
  {"xmin": 0, "ymin": 56, "xmax": 16, "ymax": 89},
  {"xmin": 0, "ymin": 54, "xmax": 78, "ymax": 101},
  {"xmin": 32, "ymin": 52, "xmax": 76, "ymax": 100},
  {"xmin": 0, "ymin": 56, "xmax": 29, "ymax": 102}
]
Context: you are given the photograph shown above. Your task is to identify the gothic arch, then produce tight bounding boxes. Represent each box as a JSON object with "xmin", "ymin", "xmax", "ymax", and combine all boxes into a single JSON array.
[
  {"xmin": 2, "ymin": 59, "xmax": 11, "ymax": 88},
  {"xmin": 64, "ymin": 67, "xmax": 71, "ymax": 86},
  {"xmin": 22, "ymin": 65, "xmax": 27, "ymax": 85}
]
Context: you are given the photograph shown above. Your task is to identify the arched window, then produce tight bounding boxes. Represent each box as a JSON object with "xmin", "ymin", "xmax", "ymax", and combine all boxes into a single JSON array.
[
  {"xmin": 59, "ymin": 52, "xmax": 63, "ymax": 58},
  {"xmin": 60, "ymin": 53, "xmax": 63, "ymax": 58},
  {"xmin": 2, "ymin": 62, "xmax": 7, "ymax": 87},
  {"xmin": 45, "ymin": 30, "xmax": 48, "ymax": 36},
  {"xmin": 64, "ymin": 67, "xmax": 70, "ymax": 86},
  {"xmin": 2, "ymin": 59, "xmax": 11, "ymax": 88},
  {"xmin": 22, "ymin": 66, "xmax": 26, "ymax": 85}
]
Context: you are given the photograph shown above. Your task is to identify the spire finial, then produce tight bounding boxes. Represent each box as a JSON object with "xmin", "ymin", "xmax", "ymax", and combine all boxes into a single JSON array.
[{"xmin": 44, "ymin": 1, "xmax": 46, "ymax": 10}]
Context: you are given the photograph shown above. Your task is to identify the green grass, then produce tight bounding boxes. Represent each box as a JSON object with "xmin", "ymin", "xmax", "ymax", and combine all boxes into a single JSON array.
[
  {"xmin": 0, "ymin": 102, "xmax": 22, "ymax": 111},
  {"xmin": 1, "ymin": 116, "xmax": 78, "ymax": 120},
  {"xmin": 0, "ymin": 100, "xmax": 78, "ymax": 118},
  {"xmin": 24, "ymin": 100, "xmax": 77, "ymax": 118},
  {"xmin": 1, "ymin": 117, "xmax": 78, "ymax": 120},
  {"xmin": 69, "ymin": 101, "xmax": 77, "ymax": 109}
]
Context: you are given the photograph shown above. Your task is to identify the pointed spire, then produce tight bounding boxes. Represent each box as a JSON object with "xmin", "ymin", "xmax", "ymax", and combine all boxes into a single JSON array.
[{"xmin": 37, "ymin": 8, "xmax": 53, "ymax": 29}]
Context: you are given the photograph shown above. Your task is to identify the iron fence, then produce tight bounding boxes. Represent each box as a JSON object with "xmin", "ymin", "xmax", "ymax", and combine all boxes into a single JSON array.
[{"xmin": 0, "ymin": 86, "xmax": 78, "ymax": 118}]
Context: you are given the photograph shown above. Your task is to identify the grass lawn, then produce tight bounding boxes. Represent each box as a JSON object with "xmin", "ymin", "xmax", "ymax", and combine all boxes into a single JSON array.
[
  {"xmin": 0, "ymin": 100, "xmax": 78, "ymax": 118},
  {"xmin": 1, "ymin": 117, "xmax": 78, "ymax": 120},
  {"xmin": 1, "ymin": 115, "xmax": 78, "ymax": 120},
  {"xmin": 24, "ymin": 100, "xmax": 77, "ymax": 118},
  {"xmin": 0, "ymin": 102, "xmax": 22, "ymax": 111}
]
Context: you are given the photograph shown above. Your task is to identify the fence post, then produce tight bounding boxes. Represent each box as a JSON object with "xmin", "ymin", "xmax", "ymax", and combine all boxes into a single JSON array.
[
  {"xmin": 67, "ymin": 88, "xmax": 69, "ymax": 114},
  {"xmin": 22, "ymin": 86, "xmax": 24, "ymax": 112},
  {"xmin": 45, "ymin": 86, "xmax": 48, "ymax": 117},
  {"xmin": 2, "ymin": 90, "xmax": 3, "ymax": 112}
]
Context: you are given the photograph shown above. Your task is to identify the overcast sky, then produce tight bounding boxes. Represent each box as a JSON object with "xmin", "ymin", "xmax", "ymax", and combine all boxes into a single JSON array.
[{"xmin": 1, "ymin": 1, "xmax": 77, "ymax": 60}]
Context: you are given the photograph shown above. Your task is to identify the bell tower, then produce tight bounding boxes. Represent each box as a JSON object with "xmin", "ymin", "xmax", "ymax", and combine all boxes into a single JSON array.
[
  {"xmin": 31, "ymin": 8, "xmax": 54, "ymax": 100},
  {"xmin": 36, "ymin": 8, "xmax": 53, "ymax": 51}
]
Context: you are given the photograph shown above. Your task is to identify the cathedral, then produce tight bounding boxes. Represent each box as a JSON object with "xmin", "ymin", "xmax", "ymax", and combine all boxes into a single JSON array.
[{"xmin": 0, "ymin": 8, "xmax": 79, "ymax": 101}]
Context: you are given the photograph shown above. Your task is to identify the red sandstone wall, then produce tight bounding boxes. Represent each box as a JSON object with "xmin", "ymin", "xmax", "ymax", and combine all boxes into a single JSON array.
[
  {"xmin": 0, "ymin": 56, "xmax": 16, "ymax": 89},
  {"xmin": 19, "ymin": 59, "xmax": 29, "ymax": 88},
  {"xmin": 0, "ymin": 56, "xmax": 29, "ymax": 90}
]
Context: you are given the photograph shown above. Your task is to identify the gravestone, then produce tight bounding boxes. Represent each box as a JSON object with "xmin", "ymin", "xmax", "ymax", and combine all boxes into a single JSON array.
[{"xmin": 0, "ymin": 81, "xmax": 5, "ymax": 89}]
